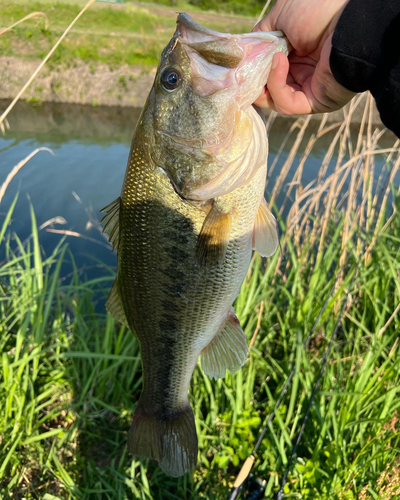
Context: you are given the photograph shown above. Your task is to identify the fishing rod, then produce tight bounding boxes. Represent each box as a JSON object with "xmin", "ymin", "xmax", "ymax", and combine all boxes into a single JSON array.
[{"xmin": 227, "ymin": 272, "xmax": 354, "ymax": 500}]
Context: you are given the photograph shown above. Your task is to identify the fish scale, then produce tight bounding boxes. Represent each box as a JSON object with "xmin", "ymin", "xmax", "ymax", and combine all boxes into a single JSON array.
[
  {"xmin": 119, "ymin": 143, "xmax": 262, "ymax": 403},
  {"xmin": 101, "ymin": 12, "xmax": 288, "ymax": 477}
]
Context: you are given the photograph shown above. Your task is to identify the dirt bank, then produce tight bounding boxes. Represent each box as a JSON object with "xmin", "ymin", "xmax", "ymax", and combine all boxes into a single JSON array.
[{"xmin": 0, "ymin": 56, "xmax": 156, "ymax": 108}]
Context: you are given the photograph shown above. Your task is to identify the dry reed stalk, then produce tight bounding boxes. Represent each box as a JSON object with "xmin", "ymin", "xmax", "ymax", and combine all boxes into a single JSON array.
[
  {"xmin": 71, "ymin": 191, "xmax": 108, "ymax": 241},
  {"xmin": 278, "ymin": 115, "xmax": 396, "ymax": 281},
  {"xmin": 0, "ymin": 118, "xmax": 10, "ymax": 135},
  {"xmin": 255, "ymin": 0, "xmax": 273, "ymax": 25},
  {"xmin": 364, "ymin": 152, "xmax": 400, "ymax": 265},
  {"xmin": 336, "ymin": 155, "xmax": 360, "ymax": 303},
  {"xmin": 269, "ymin": 116, "xmax": 311, "ymax": 207},
  {"xmin": 316, "ymin": 120, "xmax": 345, "ymax": 184},
  {"xmin": 366, "ymin": 128, "xmax": 386, "ymax": 218},
  {"xmin": 249, "ymin": 301, "xmax": 265, "ymax": 350},
  {"xmin": 0, "ymin": 0, "xmax": 96, "ymax": 129},
  {"xmin": 280, "ymin": 122, "xmax": 340, "ymax": 219},
  {"xmin": 46, "ymin": 229, "xmax": 112, "ymax": 250},
  {"xmin": 366, "ymin": 94, "xmax": 375, "ymax": 233},
  {"xmin": 267, "ymin": 118, "xmax": 301, "ymax": 179},
  {"xmin": 39, "ymin": 217, "xmax": 67, "ymax": 230},
  {"xmin": 386, "ymin": 138, "xmax": 400, "ymax": 163},
  {"xmin": 289, "ymin": 148, "xmax": 396, "ymax": 235},
  {"xmin": 287, "ymin": 155, "xmax": 359, "ymax": 244},
  {"xmin": 265, "ymin": 110, "xmax": 277, "ymax": 134},
  {"xmin": 265, "ymin": 80, "xmax": 398, "ymax": 314},
  {"xmin": 330, "ymin": 96, "xmax": 368, "ymax": 211},
  {"xmin": 365, "ymin": 204, "xmax": 397, "ymax": 260},
  {"xmin": 369, "ymin": 136, "xmax": 400, "ymax": 222},
  {"xmin": 378, "ymin": 305, "xmax": 400, "ymax": 337},
  {"xmin": 284, "ymin": 122, "xmax": 341, "ymax": 257},
  {"xmin": 314, "ymin": 98, "xmax": 365, "ymax": 260},
  {"xmin": 316, "ymin": 122, "xmax": 349, "ymax": 258},
  {"xmin": 286, "ymin": 120, "xmax": 340, "ymax": 231},
  {"xmin": 0, "ymin": 148, "xmax": 54, "ymax": 204},
  {"xmin": 19, "ymin": 216, "xmax": 67, "ymax": 250},
  {"xmin": 357, "ymin": 151, "xmax": 369, "ymax": 243},
  {"xmin": 354, "ymin": 94, "xmax": 369, "ymax": 157},
  {"xmin": 0, "ymin": 12, "xmax": 48, "ymax": 37},
  {"xmin": 354, "ymin": 96, "xmax": 370, "ymax": 257}
]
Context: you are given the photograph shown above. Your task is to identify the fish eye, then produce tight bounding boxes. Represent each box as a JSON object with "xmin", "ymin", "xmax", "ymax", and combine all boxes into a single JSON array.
[{"xmin": 160, "ymin": 67, "xmax": 181, "ymax": 91}]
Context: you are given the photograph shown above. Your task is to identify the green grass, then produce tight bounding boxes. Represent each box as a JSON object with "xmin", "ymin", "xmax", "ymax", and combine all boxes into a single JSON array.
[
  {"xmin": 1, "ymin": 180, "xmax": 400, "ymax": 499},
  {"xmin": 127, "ymin": 0, "xmax": 268, "ymax": 17},
  {"xmin": 0, "ymin": 1, "xmax": 255, "ymax": 69}
]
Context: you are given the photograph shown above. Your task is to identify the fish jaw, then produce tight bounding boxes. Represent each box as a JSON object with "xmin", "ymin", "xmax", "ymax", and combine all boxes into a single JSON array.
[{"xmin": 150, "ymin": 14, "xmax": 288, "ymax": 202}]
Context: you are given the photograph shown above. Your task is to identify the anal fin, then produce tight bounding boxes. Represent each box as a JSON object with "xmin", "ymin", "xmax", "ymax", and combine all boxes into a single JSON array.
[
  {"xmin": 201, "ymin": 308, "xmax": 248, "ymax": 380},
  {"xmin": 252, "ymin": 198, "xmax": 279, "ymax": 257},
  {"xmin": 196, "ymin": 202, "xmax": 232, "ymax": 267},
  {"xmin": 100, "ymin": 197, "xmax": 120, "ymax": 252},
  {"xmin": 106, "ymin": 278, "xmax": 129, "ymax": 328}
]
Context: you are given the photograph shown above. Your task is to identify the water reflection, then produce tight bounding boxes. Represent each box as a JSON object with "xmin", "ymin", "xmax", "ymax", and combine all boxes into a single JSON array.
[{"xmin": 0, "ymin": 99, "xmax": 397, "ymax": 275}]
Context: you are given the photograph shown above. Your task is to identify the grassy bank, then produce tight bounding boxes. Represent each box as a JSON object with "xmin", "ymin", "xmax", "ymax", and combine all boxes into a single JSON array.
[
  {"xmin": 0, "ymin": 1, "xmax": 254, "ymax": 69},
  {"xmin": 1, "ymin": 95, "xmax": 400, "ymax": 499}
]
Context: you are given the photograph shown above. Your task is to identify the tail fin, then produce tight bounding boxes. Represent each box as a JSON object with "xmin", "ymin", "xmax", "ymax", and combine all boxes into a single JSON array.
[{"xmin": 128, "ymin": 403, "xmax": 198, "ymax": 477}]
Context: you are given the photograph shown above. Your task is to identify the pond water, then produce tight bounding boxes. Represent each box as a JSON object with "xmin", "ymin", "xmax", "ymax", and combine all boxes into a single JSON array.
[{"xmin": 0, "ymin": 100, "xmax": 397, "ymax": 277}]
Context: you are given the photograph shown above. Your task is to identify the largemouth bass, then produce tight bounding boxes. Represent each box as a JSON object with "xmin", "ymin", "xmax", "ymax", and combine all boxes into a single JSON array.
[{"xmin": 101, "ymin": 13, "xmax": 288, "ymax": 477}]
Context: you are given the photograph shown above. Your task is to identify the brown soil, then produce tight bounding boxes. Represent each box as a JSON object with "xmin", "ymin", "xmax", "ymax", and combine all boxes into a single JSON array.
[{"xmin": 0, "ymin": 56, "xmax": 156, "ymax": 107}]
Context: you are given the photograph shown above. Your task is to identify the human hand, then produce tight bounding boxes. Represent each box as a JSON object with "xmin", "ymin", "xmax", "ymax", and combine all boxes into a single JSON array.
[{"xmin": 253, "ymin": 0, "xmax": 356, "ymax": 114}]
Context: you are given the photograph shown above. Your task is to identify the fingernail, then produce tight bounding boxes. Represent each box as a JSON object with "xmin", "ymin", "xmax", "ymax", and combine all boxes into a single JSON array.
[{"xmin": 271, "ymin": 54, "xmax": 278, "ymax": 69}]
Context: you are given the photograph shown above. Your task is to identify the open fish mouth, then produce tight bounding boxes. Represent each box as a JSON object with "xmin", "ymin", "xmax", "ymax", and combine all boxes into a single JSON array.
[
  {"xmin": 177, "ymin": 13, "xmax": 285, "ymax": 61},
  {"xmin": 177, "ymin": 13, "xmax": 285, "ymax": 71},
  {"xmin": 175, "ymin": 13, "xmax": 288, "ymax": 104}
]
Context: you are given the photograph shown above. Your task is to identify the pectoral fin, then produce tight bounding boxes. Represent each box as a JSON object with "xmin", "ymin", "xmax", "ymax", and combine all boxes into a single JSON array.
[
  {"xmin": 101, "ymin": 197, "xmax": 120, "ymax": 252},
  {"xmin": 196, "ymin": 203, "xmax": 232, "ymax": 267},
  {"xmin": 252, "ymin": 198, "xmax": 279, "ymax": 257},
  {"xmin": 201, "ymin": 308, "xmax": 248, "ymax": 380},
  {"xmin": 106, "ymin": 278, "xmax": 129, "ymax": 328}
]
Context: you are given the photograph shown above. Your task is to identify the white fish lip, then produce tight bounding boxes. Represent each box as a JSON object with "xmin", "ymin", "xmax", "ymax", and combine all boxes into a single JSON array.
[{"xmin": 177, "ymin": 12, "xmax": 285, "ymax": 42}]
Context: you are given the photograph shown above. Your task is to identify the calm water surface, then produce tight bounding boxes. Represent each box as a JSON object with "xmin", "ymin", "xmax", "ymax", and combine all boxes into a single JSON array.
[{"xmin": 0, "ymin": 100, "xmax": 397, "ymax": 275}]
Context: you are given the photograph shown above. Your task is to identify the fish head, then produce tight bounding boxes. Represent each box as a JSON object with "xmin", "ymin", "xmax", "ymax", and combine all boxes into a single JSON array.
[{"xmin": 150, "ymin": 13, "xmax": 288, "ymax": 201}]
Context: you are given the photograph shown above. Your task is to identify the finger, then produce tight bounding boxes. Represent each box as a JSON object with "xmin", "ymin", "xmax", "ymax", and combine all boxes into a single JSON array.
[
  {"xmin": 265, "ymin": 52, "xmax": 314, "ymax": 115},
  {"xmin": 254, "ymin": 53, "xmax": 290, "ymax": 109},
  {"xmin": 253, "ymin": 86, "xmax": 275, "ymax": 109}
]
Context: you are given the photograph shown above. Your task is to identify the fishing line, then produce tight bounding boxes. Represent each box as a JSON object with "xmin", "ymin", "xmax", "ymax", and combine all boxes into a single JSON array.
[{"xmin": 227, "ymin": 276, "xmax": 339, "ymax": 500}]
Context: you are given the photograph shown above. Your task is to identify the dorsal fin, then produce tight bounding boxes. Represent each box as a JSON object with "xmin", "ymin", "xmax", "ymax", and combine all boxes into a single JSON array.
[{"xmin": 100, "ymin": 197, "xmax": 120, "ymax": 252}]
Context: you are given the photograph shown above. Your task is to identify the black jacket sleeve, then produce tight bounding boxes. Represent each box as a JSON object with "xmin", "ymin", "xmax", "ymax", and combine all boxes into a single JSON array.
[{"xmin": 330, "ymin": 0, "xmax": 400, "ymax": 138}]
